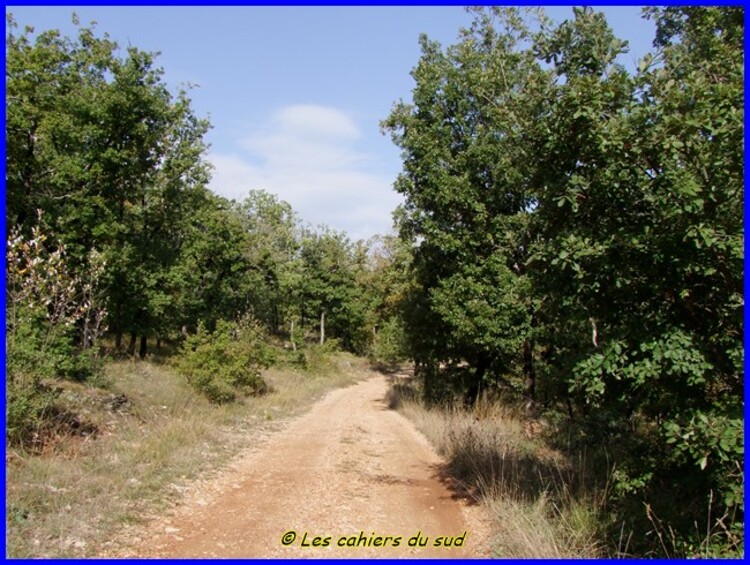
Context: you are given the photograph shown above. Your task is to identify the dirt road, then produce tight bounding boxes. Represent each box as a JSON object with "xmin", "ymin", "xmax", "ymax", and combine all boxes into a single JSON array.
[{"xmin": 111, "ymin": 373, "xmax": 491, "ymax": 558}]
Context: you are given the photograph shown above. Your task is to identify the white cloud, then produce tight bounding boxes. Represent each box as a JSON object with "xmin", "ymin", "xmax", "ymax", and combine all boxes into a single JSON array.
[
  {"xmin": 274, "ymin": 104, "xmax": 361, "ymax": 140},
  {"xmin": 208, "ymin": 104, "xmax": 401, "ymax": 241}
]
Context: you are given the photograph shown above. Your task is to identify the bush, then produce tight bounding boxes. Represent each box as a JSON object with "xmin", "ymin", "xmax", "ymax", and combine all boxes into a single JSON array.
[
  {"xmin": 5, "ymin": 222, "xmax": 106, "ymax": 445},
  {"xmin": 371, "ymin": 317, "xmax": 409, "ymax": 364},
  {"xmin": 5, "ymin": 371, "xmax": 58, "ymax": 446},
  {"xmin": 296, "ymin": 338, "xmax": 342, "ymax": 374},
  {"xmin": 177, "ymin": 316, "xmax": 272, "ymax": 403},
  {"xmin": 5, "ymin": 314, "xmax": 104, "ymax": 446}
]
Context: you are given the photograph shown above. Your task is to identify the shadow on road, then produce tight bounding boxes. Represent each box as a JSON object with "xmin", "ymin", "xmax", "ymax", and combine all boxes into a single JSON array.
[{"xmin": 375, "ymin": 362, "xmax": 581, "ymax": 511}]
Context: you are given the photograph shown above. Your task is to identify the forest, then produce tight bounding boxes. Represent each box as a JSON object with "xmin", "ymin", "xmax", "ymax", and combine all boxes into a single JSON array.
[{"xmin": 5, "ymin": 6, "xmax": 743, "ymax": 558}]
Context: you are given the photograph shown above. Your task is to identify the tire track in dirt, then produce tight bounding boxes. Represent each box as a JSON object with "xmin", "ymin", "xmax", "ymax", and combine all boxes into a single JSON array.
[{"xmin": 109, "ymin": 373, "xmax": 491, "ymax": 557}]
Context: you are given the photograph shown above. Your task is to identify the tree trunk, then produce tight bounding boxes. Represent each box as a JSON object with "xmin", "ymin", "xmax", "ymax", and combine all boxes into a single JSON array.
[
  {"xmin": 290, "ymin": 319, "xmax": 296, "ymax": 351},
  {"xmin": 139, "ymin": 335, "xmax": 147, "ymax": 359},
  {"xmin": 82, "ymin": 315, "xmax": 92, "ymax": 350},
  {"xmin": 127, "ymin": 332, "xmax": 137, "ymax": 356},
  {"xmin": 319, "ymin": 311, "xmax": 325, "ymax": 345},
  {"xmin": 115, "ymin": 331, "xmax": 123, "ymax": 352},
  {"xmin": 156, "ymin": 337, "xmax": 162, "ymax": 350},
  {"xmin": 523, "ymin": 339, "xmax": 536, "ymax": 400},
  {"xmin": 420, "ymin": 359, "xmax": 437, "ymax": 400},
  {"xmin": 466, "ymin": 354, "xmax": 490, "ymax": 405}
]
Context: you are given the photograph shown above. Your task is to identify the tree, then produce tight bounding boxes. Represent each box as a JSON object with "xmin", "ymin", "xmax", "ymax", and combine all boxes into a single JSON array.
[
  {"xmin": 381, "ymin": 7, "xmax": 551, "ymax": 400},
  {"xmin": 6, "ymin": 14, "xmax": 212, "ymax": 355},
  {"xmin": 281, "ymin": 227, "xmax": 369, "ymax": 353},
  {"xmin": 166, "ymin": 193, "xmax": 254, "ymax": 336},
  {"xmin": 531, "ymin": 7, "xmax": 743, "ymax": 550},
  {"xmin": 235, "ymin": 190, "xmax": 300, "ymax": 334},
  {"xmin": 385, "ymin": 5, "xmax": 743, "ymax": 554},
  {"xmin": 356, "ymin": 234, "xmax": 413, "ymax": 363}
]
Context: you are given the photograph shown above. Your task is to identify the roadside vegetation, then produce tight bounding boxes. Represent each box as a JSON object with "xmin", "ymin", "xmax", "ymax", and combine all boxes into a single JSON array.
[
  {"xmin": 388, "ymin": 371, "xmax": 740, "ymax": 558},
  {"xmin": 6, "ymin": 345, "xmax": 366, "ymax": 558},
  {"xmin": 4, "ymin": 14, "xmax": 408, "ymax": 558},
  {"xmin": 380, "ymin": 5, "xmax": 743, "ymax": 558},
  {"xmin": 6, "ymin": 6, "xmax": 743, "ymax": 559},
  {"xmin": 387, "ymin": 373, "xmax": 602, "ymax": 558}
]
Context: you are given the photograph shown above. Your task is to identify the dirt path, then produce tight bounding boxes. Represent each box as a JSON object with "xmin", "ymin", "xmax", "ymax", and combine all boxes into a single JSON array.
[{"xmin": 109, "ymin": 373, "xmax": 491, "ymax": 558}]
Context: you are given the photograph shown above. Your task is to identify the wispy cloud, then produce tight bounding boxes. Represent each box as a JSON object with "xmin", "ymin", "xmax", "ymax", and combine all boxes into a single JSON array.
[{"xmin": 208, "ymin": 104, "xmax": 401, "ymax": 241}]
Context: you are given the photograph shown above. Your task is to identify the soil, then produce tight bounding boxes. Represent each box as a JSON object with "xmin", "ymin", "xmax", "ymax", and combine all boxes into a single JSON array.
[{"xmin": 106, "ymin": 373, "xmax": 491, "ymax": 558}]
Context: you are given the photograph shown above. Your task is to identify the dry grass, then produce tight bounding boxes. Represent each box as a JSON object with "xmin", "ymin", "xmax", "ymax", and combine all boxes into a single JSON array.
[
  {"xmin": 483, "ymin": 490, "xmax": 603, "ymax": 558},
  {"xmin": 387, "ymin": 373, "xmax": 604, "ymax": 559},
  {"xmin": 5, "ymin": 351, "xmax": 366, "ymax": 558}
]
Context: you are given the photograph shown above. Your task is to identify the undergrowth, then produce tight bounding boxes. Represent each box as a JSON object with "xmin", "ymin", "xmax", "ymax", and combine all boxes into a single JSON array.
[
  {"xmin": 386, "ymin": 369, "xmax": 744, "ymax": 558},
  {"xmin": 386, "ymin": 373, "xmax": 605, "ymax": 558}
]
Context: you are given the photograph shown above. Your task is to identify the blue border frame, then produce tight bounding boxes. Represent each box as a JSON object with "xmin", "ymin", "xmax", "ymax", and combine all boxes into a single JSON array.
[{"xmin": 2, "ymin": 1, "xmax": 747, "ymax": 563}]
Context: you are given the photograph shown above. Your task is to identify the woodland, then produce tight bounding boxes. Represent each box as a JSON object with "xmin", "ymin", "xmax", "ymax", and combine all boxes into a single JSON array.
[{"xmin": 5, "ymin": 7, "xmax": 743, "ymax": 557}]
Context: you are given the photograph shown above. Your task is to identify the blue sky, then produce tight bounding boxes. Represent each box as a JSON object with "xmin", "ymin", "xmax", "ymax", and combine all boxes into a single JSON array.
[{"xmin": 6, "ymin": 5, "xmax": 657, "ymax": 241}]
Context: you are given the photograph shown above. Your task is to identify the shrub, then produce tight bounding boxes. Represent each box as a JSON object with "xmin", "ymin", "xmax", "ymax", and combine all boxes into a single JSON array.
[
  {"xmin": 297, "ymin": 338, "xmax": 342, "ymax": 374},
  {"xmin": 371, "ymin": 316, "xmax": 409, "ymax": 364},
  {"xmin": 177, "ymin": 315, "xmax": 272, "ymax": 403},
  {"xmin": 5, "ymin": 371, "xmax": 58, "ymax": 447},
  {"xmin": 5, "ymin": 221, "xmax": 106, "ymax": 445}
]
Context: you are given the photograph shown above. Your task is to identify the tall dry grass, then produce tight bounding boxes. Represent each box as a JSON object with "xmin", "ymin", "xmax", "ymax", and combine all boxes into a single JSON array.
[
  {"xmin": 387, "ymin": 375, "xmax": 605, "ymax": 558},
  {"xmin": 6, "ymin": 352, "xmax": 365, "ymax": 557}
]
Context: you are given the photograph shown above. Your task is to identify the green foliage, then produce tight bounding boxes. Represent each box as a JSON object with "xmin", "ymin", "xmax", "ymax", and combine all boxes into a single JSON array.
[
  {"xmin": 294, "ymin": 228, "xmax": 372, "ymax": 353},
  {"xmin": 236, "ymin": 190, "xmax": 300, "ymax": 333},
  {"xmin": 177, "ymin": 316, "xmax": 272, "ymax": 404},
  {"xmin": 530, "ymin": 7, "xmax": 743, "ymax": 554},
  {"xmin": 5, "ymin": 8, "xmax": 383, "ymax": 364},
  {"xmin": 6, "ymin": 8, "xmax": 742, "ymax": 556},
  {"xmin": 298, "ymin": 339, "xmax": 342, "ymax": 374},
  {"xmin": 664, "ymin": 413, "xmax": 744, "ymax": 510},
  {"xmin": 5, "ymin": 371, "xmax": 58, "ymax": 447},
  {"xmin": 384, "ymin": 5, "xmax": 743, "ymax": 556},
  {"xmin": 167, "ymin": 194, "xmax": 256, "ymax": 335},
  {"xmin": 371, "ymin": 317, "xmax": 409, "ymax": 364},
  {"xmin": 381, "ymin": 7, "xmax": 546, "ymax": 398},
  {"xmin": 6, "ymin": 221, "xmax": 106, "ymax": 445},
  {"xmin": 6, "ymin": 13, "xmax": 211, "ymax": 352}
]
